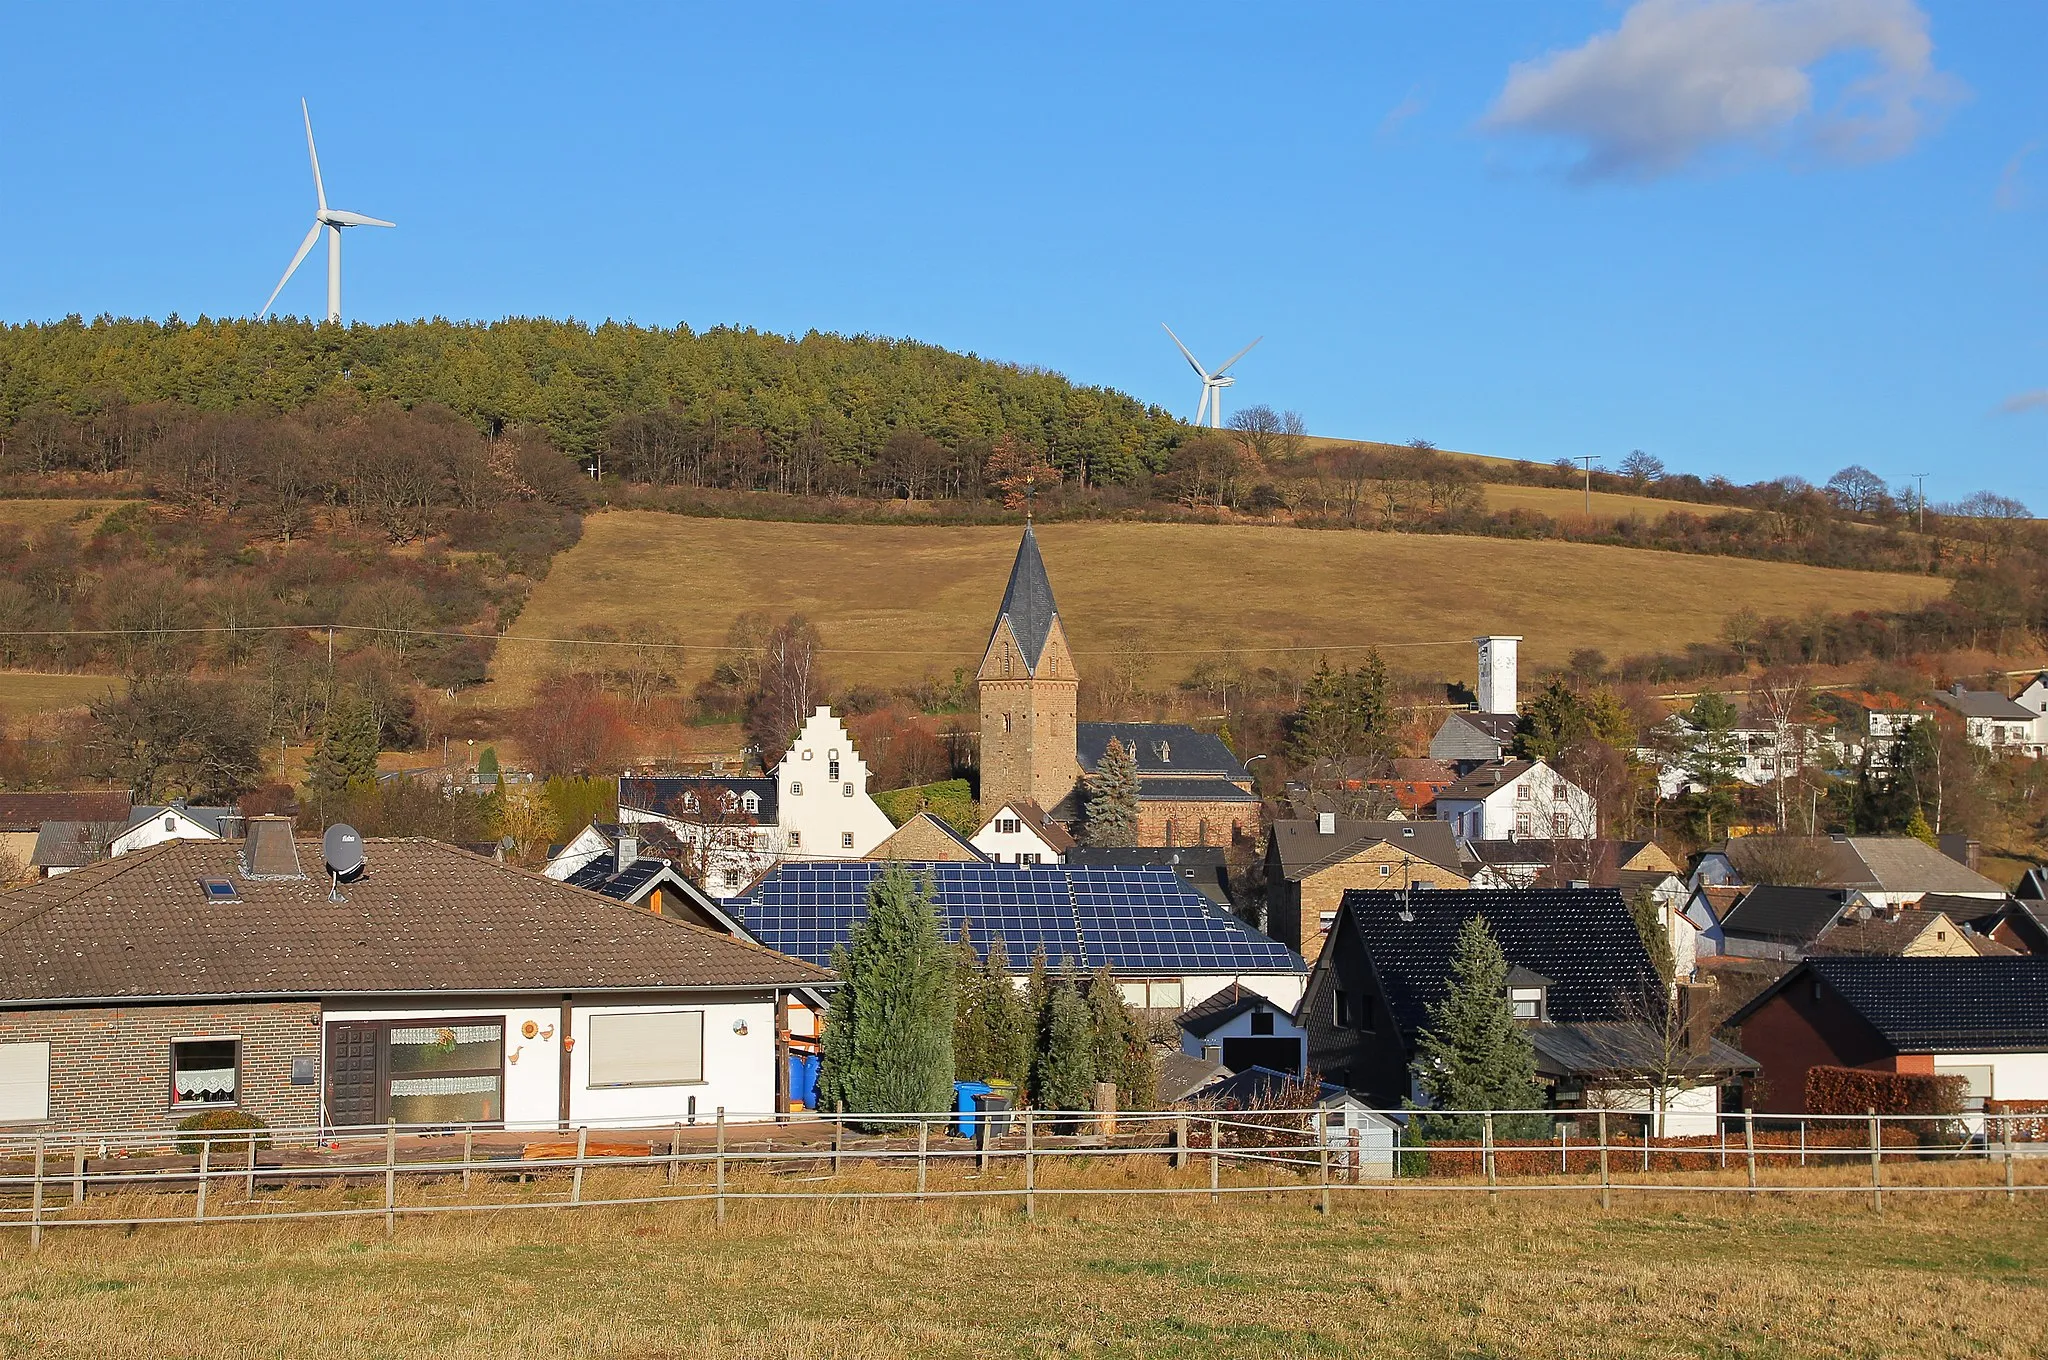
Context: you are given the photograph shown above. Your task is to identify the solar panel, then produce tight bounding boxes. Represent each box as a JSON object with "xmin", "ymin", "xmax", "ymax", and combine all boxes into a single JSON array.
[{"xmin": 738, "ymin": 861, "xmax": 1302, "ymax": 975}]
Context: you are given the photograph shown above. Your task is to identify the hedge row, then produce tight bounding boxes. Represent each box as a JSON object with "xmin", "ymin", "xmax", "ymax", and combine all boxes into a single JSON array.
[
  {"xmin": 1805, "ymin": 1065, "xmax": 1967, "ymax": 1117},
  {"xmin": 1411, "ymin": 1128, "xmax": 1925, "ymax": 1178}
]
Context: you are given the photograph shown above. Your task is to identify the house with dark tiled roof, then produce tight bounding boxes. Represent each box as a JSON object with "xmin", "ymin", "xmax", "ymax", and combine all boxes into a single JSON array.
[
  {"xmin": 1428, "ymin": 712, "xmax": 1521, "ymax": 775},
  {"xmin": 1264, "ymin": 815, "xmax": 1470, "ymax": 963},
  {"xmin": 0, "ymin": 820, "xmax": 830, "ymax": 1138},
  {"xmin": 1729, "ymin": 956, "xmax": 2048, "ymax": 1116},
  {"xmin": 1433, "ymin": 760, "xmax": 1597, "ymax": 843},
  {"xmin": 1302, "ymin": 887, "xmax": 1754, "ymax": 1133},
  {"xmin": 1812, "ymin": 907, "xmax": 1986, "ymax": 959}
]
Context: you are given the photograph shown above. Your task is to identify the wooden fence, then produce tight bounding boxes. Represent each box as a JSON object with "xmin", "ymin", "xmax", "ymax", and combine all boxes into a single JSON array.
[{"xmin": 2, "ymin": 1106, "xmax": 2041, "ymax": 1250}]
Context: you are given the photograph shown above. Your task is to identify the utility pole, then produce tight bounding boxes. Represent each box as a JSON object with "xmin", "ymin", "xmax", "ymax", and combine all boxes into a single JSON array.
[
  {"xmin": 1575, "ymin": 456, "xmax": 1597, "ymax": 514},
  {"xmin": 1910, "ymin": 472, "xmax": 1928, "ymax": 532}
]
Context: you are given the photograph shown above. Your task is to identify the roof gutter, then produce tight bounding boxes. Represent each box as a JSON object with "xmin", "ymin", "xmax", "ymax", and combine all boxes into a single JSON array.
[{"xmin": 0, "ymin": 980, "xmax": 839, "ymax": 1009}]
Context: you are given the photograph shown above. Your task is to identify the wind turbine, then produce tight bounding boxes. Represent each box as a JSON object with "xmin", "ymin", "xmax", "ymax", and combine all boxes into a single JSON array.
[
  {"xmin": 259, "ymin": 100, "xmax": 394, "ymax": 324},
  {"xmin": 1162, "ymin": 324, "xmax": 1261, "ymax": 428}
]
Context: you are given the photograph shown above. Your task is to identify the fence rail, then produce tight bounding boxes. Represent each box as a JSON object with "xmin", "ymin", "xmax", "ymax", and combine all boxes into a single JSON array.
[{"xmin": 2, "ymin": 1106, "xmax": 2040, "ymax": 1249}]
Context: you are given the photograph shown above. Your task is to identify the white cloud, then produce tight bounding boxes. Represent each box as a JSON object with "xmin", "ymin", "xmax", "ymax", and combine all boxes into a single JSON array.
[
  {"xmin": 2000, "ymin": 390, "xmax": 2048, "ymax": 415},
  {"xmin": 1996, "ymin": 140, "xmax": 2039, "ymax": 211},
  {"xmin": 1379, "ymin": 88, "xmax": 1426, "ymax": 140},
  {"xmin": 1485, "ymin": 0, "xmax": 1960, "ymax": 181}
]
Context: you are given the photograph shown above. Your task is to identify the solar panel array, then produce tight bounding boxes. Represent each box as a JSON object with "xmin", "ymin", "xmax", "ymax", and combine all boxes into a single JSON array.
[{"xmin": 732, "ymin": 862, "xmax": 1302, "ymax": 976}]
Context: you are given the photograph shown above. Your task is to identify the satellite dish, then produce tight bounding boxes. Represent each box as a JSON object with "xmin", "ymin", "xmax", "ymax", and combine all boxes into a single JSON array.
[{"xmin": 323, "ymin": 824, "xmax": 366, "ymax": 880}]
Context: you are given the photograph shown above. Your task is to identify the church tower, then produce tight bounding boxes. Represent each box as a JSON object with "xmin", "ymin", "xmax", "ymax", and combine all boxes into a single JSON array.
[{"xmin": 977, "ymin": 526, "xmax": 1081, "ymax": 820}]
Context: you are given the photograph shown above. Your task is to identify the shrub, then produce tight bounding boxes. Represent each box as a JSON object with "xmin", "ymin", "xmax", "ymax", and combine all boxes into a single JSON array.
[
  {"xmin": 175, "ymin": 1109, "xmax": 270, "ymax": 1156},
  {"xmin": 1804, "ymin": 1065, "xmax": 1967, "ymax": 1117}
]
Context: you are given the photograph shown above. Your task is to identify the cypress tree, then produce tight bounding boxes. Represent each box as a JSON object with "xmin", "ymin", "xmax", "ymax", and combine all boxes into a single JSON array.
[
  {"xmin": 1032, "ymin": 976, "xmax": 1096, "ymax": 1119},
  {"xmin": 1410, "ymin": 915, "xmax": 1546, "ymax": 1138},
  {"xmin": 1086, "ymin": 966, "xmax": 1158, "ymax": 1110},
  {"xmin": 816, "ymin": 868, "xmax": 956, "ymax": 1119},
  {"xmin": 1082, "ymin": 737, "xmax": 1140, "ymax": 847},
  {"xmin": 979, "ymin": 936, "xmax": 1033, "ymax": 1086},
  {"xmin": 306, "ymin": 697, "xmax": 379, "ymax": 798},
  {"xmin": 951, "ymin": 921, "xmax": 988, "ymax": 1083}
]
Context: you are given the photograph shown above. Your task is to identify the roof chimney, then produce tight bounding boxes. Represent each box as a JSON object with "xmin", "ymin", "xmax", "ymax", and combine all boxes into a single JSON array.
[
  {"xmin": 1317, "ymin": 812, "xmax": 1336, "ymax": 836},
  {"xmin": 616, "ymin": 831, "xmax": 638, "ymax": 874},
  {"xmin": 1675, "ymin": 980, "xmax": 1716, "ymax": 1057},
  {"xmin": 240, "ymin": 815, "xmax": 302, "ymax": 879}
]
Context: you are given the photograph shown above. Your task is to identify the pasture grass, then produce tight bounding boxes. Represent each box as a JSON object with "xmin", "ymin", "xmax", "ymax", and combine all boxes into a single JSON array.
[
  {"xmin": 0, "ymin": 672, "xmax": 122, "ymax": 718},
  {"xmin": 2, "ymin": 1160, "xmax": 2042, "ymax": 1359},
  {"xmin": 490, "ymin": 514, "xmax": 1939, "ymax": 700}
]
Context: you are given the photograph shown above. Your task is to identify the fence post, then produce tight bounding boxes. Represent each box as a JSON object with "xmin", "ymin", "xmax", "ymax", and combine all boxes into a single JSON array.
[
  {"xmin": 383, "ymin": 1119, "xmax": 397, "ymax": 1238},
  {"xmin": 917, "ymin": 1116, "xmax": 929, "ymax": 1203},
  {"xmin": 71, "ymin": 1141, "xmax": 85, "ymax": 1207},
  {"xmin": 1023, "ymin": 1111, "xmax": 1036, "ymax": 1221},
  {"xmin": 715, "ymin": 1107, "xmax": 727, "ymax": 1227},
  {"xmin": 1350, "ymin": 1127, "xmax": 1361, "ymax": 1183},
  {"xmin": 1558, "ymin": 1124, "xmax": 1566, "ymax": 1174},
  {"xmin": 1868, "ymin": 1109, "xmax": 1882, "ymax": 1214},
  {"xmin": 1799, "ymin": 1117, "xmax": 1806, "ymax": 1168},
  {"xmin": 571, "ymin": 1125, "xmax": 589, "ymax": 1206},
  {"xmin": 1174, "ymin": 1114, "xmax": 1188, "ymax": 1171},
  {"xmin": 29, "ymin": 1135, "xmax": 45, "ymax": 1252},
  {"xmin": 1719, "ymin": 1119, "xmax": 1727, "ymax": 1171},
  {"xmin": 195, "ymin": 1138, "xmax": 211, "ymax": 1223},
  {"xmin": 668, "ymin": 1121, "xmax": 682, "ymax": 1188},
  {"xmin": 1483, "ymin": 1111, "xmax": 1497, "ymax": 1200},
  {"xmin": 1209, "ymin": 1118, "xmax": 1220, "ymax": 1206},
  {"xmin": 1597, "ymin": 1109, "xmax": 1611, "ymax": 1212},
  {"xmin": 1744, "ymin": 1110, "xmax": 1757, "ymax": 1201},
  {"xmin": 245, "ymin": 1129, "xmax": 258, "ymax": 1198},
  {"xmin": 462, "ymin": 1124, "xmax": 475, "ymax": 1194},
  {"xmin": 2007, "ymin": 1113, "xmax": 2018, "ymax": 1205},
  {"xmin": 832, "ymin": 1102, "xmax": 844, "ymax": 1178},
  {"xmin": 1317, "ymin": 1109, "xmax": 1330, "ymax": 1216}
]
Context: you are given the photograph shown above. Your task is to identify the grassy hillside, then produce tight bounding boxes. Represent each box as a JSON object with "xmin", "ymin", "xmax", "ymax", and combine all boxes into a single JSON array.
[{"xmin": 489, "ymin": 512, "xmax": 1939, "ymax": 700}]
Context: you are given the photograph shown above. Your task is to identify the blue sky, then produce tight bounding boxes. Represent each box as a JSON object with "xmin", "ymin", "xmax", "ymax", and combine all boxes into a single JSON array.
[{"xmin": 3, "ymin": 2, "xmax": 2044, "ymax": 508}]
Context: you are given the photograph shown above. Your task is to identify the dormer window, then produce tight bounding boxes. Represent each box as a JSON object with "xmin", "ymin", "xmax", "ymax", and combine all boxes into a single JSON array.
[
  {"xmin": 740, "ymin": 792, "xmax": 760, "ymax": 814},
  {"xmin": 1509, "ymin": 986, "xmax": 1546, "ymax": 1021},
  {"xmin": 682, "ymin": 793, "xmax": 700, "ymax": 813}
]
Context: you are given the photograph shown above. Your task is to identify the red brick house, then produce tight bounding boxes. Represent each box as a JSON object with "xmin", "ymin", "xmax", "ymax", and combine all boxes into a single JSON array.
[{"xmin": 1728, "ymin": 956, "xmax": 2048, "ymax": 1114}]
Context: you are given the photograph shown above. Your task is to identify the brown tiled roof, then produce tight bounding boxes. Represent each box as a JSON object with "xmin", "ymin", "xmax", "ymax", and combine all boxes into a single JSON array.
[
  {"xmin": 1269, "ymin": 818, "xmax": 1467, "ymax": 880},
  {"xmin": 1006, "ymin": 800, "xmax": 1076, "ymax": 854},
  {"xmin": 1436, "ymin": 760, "xmax": 1538, "ymax": 801},
  {"xmin": 0, "ymin": 790, "xmax": 130, "ymax": 831},
  {"xmin": 0, "ymin": 838, "xmax": 830, "ymax": 1004},
  {"xmin": 1812, "ymin": 909, "xmax": 1956, "ymax": 957}
]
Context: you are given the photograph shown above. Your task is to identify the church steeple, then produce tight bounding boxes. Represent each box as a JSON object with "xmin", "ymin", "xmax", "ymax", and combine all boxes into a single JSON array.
[
  {"xmin": 977, "ymin": 526, "xmax": 1081, "ymax": 820},
  {"xmin": 987, "ymin": 525, "xmax": 1060, "ymax": 676}
]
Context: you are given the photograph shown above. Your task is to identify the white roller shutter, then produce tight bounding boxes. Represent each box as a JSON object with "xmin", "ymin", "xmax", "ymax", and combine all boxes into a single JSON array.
[
  {"xmin": 587, "ymin": 1011, "xmax": 704, "ymax": 1087},
  {"xmin": 0, "ymin": 1043, "xmax": 51, "ymax": 1122}
]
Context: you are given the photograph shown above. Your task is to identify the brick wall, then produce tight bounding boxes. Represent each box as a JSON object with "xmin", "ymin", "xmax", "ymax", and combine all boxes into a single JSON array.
[
  {"xmin": 0, "ymin": 1001, "xmax": 323, "ymax": 1139},
  {"xmin": 1290, "ymin": 851, "xmax": 1471, "ymax": 963},
  {"xmin": 1734, "ymin": 980, "xmax": 1895, "ymax": 1114}
]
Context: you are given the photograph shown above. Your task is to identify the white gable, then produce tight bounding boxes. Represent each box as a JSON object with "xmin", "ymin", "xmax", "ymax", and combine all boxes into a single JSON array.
[{"xmin": 775, "ymin": 706, "xmax": 896, "ymax": 862}]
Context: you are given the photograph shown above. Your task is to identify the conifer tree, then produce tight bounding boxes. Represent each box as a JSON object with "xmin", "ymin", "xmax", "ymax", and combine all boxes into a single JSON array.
[
  {"xmin": 1032, "ymin": 976, "xmax": 1096, "ymax": 1119},
  {"xmin": 306, "ymin": 697, "xmax": 379, "ymax": 798},
  {"xmin": 1682, "ymin": 691, "xmax": 1744, "ymax": 841},
  {"xmin": 951, "ymin": 922, "xmax": 988, "ymax": 1083},
  {"xmin": 1410, "ymin": 915, "xmax": 1546, "ymax": 1138},
  {"xmin": 979, "ymin": 936, "xmax": 1033, "ymax": 1085},
  {"xmin": 817, "ymin": 868, "xmax": 955, "ymax": 1119},
  {"xmin": 1082, "ymin": 738, "xmax": 1140, "ymax": 847},
  {"xmin": 1086, "ymin": 966, "xmax": 1159, "ymax": 1110}
]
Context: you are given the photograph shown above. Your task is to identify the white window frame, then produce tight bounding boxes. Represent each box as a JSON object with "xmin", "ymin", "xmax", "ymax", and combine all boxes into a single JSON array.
[
  {"xmin": 0, "ymin": 1042, "xmax": 51, "ymax": 1124},
  {"xmin": 586, "ymin": 1010, "xmax": 706, "ymax": 1088},
  {"xmin": 787, "ymin": 830, "xmax": 801, "ymax": 849},
  {"xmin": 840, "ymin": 831, "xmax": 855, "ymax": 849}
]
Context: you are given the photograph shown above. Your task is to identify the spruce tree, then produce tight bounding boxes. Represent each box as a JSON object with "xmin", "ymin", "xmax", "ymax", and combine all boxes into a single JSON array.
[
  {"xmin": 951, "ymin": 922, "xmax": 988, "ymax": 1082},
  {"xmin": 1086, "ymin": 966, "xmax": 1132, "ymax": 1090},
  {"xmin": 306, "ymin": 697, "xmax": 379, "ymax": 798},
  {"xmin": 816, "ymin": 868, "xmax": 956, "ymax": 1120},
  {"xmin": 1682, "ymin": 691, "xmax": 1744, "ymax": 841},
  {"xmin": 1082, "ymin": 738, "xmax": 1140, "ymax": 847},
  {"xmin": 1410, "ymin": 915, "xmax": 1546, "ymax": 1138},
  {"xmin": 1032, "ymin": 976, "xmax": 1097, "ymax": 1120}
]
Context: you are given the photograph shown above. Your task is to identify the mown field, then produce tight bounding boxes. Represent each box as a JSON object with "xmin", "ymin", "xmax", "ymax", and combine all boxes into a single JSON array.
[
  {"xmin": 0, "ymin": 672, "xmax": 122, "ymax": 719},
  {"xmin": 0, "ymin": 498, "xmax": 122, "ymax": 534},
  {"xmin": 491, "ymin": 513, "xmax": 1940, "ymax": 700},
  {"xmin": 1, "ymin": 1187, "xmax": 2041, "ymax": 1358}
]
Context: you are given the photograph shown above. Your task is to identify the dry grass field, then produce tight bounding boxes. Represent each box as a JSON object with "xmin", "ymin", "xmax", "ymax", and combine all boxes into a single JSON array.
[
  {"xmin": 1481, "ymin": 481, "xmax": 1747, "ymax": 523},
  {"xmin": 491, "ymin": 514, "xmax": 1939, "ymax": 701},
  {"xmin": 0, "ymin": 499, "xmax": 121, "ymax": 533},
  {"xmin": 1, "ymin": 1182, "xmax": 2042, "ymax": 1358},
  {"xmin": 0, "ymin": 672, "xmax": 122, "ymax": 718}
]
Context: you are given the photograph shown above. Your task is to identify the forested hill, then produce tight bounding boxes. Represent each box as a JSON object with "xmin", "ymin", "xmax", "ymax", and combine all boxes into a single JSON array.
[{"xmin": 0, "ymin": 316, "xmax": 1184, "ymax": 482}]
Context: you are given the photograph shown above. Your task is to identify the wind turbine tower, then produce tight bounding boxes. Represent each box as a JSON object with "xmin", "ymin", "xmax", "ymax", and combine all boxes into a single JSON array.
[
  {"xmin": 1162, "ymin": 324, "xmax": 1261, "ymax": 428},
  {"xmin": 260, "ymin": 100, "xmax": 394, "ymax": 324}
]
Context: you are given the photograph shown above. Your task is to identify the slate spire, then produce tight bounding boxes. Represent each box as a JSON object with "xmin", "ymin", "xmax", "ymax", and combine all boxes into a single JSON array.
[{"xmin": 989, "ymin": 525, "xmax": 1060, "ymax": 673}]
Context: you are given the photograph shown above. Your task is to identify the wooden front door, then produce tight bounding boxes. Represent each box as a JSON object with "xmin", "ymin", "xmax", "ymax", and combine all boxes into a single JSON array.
[{"xmin": 325, "ymin": 1022, "xmax": 385, "ymax": 1130}]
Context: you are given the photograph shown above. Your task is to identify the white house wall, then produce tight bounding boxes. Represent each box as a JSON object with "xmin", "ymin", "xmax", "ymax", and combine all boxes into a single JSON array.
[
  {"xmin": 776, "ymin": 708, "xmax": 896, "ymax": 863},
  {"xmin": 1586, "ymin": 1081, "xmax": 1722, "ymax": 1138},
  {"xmin": 322, "ymin": 994, "xmax": 782, "ymax": 1130},
  {"xmin": 971, "ymin": 811, "xmax": 1065, "ymax": 864},
  {"xmin": 1178, "ymin": 1008, "xmax": 1307, "ymax": 1062}
]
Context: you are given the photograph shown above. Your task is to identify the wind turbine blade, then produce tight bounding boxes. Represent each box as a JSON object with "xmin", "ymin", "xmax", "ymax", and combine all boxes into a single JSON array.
[
  {"xmin": 1160, "ymin": 323, "xmax": 1210, "ymax": 380},
  {"xmin": 260, "ymin": 221, "xmax": 324, "ymax": 318},
  {"xmin": 303, "ymin": 99, "xmax": 327, "ymax": 212},
  {"xmin": 323, "ymin": 210, "xmax": 395, "ymax": 228},
  {"xmin": 1211, "ymin": 336, "xmax": 1263, "ymax": 377}
]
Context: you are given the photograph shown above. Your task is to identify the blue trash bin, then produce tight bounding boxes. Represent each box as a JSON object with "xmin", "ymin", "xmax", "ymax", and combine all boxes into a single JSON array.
[{"xmin": 953, "ymin": 1081, "xmax": 993, "ymax": 1138}]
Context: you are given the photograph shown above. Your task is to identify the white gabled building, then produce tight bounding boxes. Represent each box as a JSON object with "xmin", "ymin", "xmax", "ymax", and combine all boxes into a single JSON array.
[
  {"xmin": 618, "ymin": 707, "xmax": 896, "ymax": 899},
  {"xmin": 1434, "ymin": 760, "xmax": 1597, "ymax": 843},
  {"xmin": 1933, "ymin": 682, "xmax": 2048, "ymax": 760},
  {"xmin": 971, "ymin": 799, "xmax": 1075, "ymax": 865},
  {"xmin": 108, "ymin": 803, "xmax": 240, "ymax": 858}
]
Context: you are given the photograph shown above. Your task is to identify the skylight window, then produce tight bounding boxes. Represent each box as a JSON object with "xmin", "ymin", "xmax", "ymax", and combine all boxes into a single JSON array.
[{"xmin": 198, "ymin": 879, "xmax": 240, "ymax": 903}]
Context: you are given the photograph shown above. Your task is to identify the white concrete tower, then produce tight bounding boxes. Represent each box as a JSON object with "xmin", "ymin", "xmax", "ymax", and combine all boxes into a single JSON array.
[{"xmin": 1475, "ymin": 635, "xmax": 1521, "ymax": 715}]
